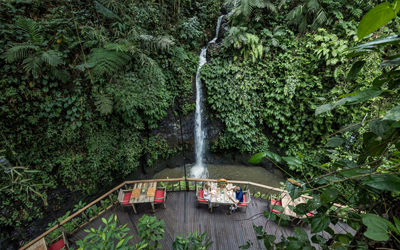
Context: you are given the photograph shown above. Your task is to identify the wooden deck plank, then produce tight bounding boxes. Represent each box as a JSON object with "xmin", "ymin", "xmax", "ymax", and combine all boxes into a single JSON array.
[{"xmin": 67, "ymin": 192, "xmax": 355, "ymax": 250}]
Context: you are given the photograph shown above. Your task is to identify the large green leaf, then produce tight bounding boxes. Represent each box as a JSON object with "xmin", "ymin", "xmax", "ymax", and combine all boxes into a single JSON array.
[
  {"xmin": 372, "ymin": 70, "xmax": 400, "ymax": 87},
  {"xmin": 333, "ymin": 97, "xmax": 350, "ymax": 108},
  {"xmin": 357, "ymin": 1, "xmax": 400, "ymax": 39},
  {"xmin": 346, "ymin": 61, "xmax": 366, "ymax": 81},
  {"xmin": 282, "ymin": 156, "xmax": 302, "ymax": 166},
  {"xmin": 293, "ymin": 203, "xmax": 308, "ymax": 216},
  {"xmin": 361, "ymin": 214, "xmax": 389, "ymax": 241},
  {"xmin": 311, "ymin": 214, "xmax": 330, "ymax": 233},
  {"xmin": 363, "ymin": 132, "xmax": 378, "ymax": 148},
  {"xmin": 369, "ymin": 119, "xmax": 395, "ymax": 139},
  {"xmin": 315, "ymin": 104, "xmax": 333, "ymax": 116},
  {"xmin": 325, "ymin": 137, "xmax": 346, "ymax": 148},
  {"xmin": 340, "ymin": 167, "xmax": 371, "ymax": 178},
  {"xmin": 293, "ymin": 227, "xmax": 309, "ymax": 243},
  {"xmin": 306, "ymin": 195, "xmax": 322, "ymax": 211},
  {"xmin": 339, "ymin": 123, "xmax": 362, "ymax": 133},
  {"xmin": 380, "ymin": 57, "xmax": 400, "ymax": 66},
  {"xmin": 249, "ymin": 152, "xmax": 266, "ymax": 164},
  {"xmin": 264, "ymin": 150, "xmax": 282, "ymax": 163},
  {"xmin": 383, "ymin": 105, "xmax": 400, "ymax": 121},
  {"xmin": 321, "ymin": 188, "xmax": 338, "ymax": 203},
  {"xmin": 345, "ymin": 87, "xmax": 382, "ymax": 105},
  {"xmin": 351, "ymin": 35, "xmax": 400, "ymax": 50},
  {"xmin": 362, "ymin": 174, "xmax": 400, "ymax": 191}
]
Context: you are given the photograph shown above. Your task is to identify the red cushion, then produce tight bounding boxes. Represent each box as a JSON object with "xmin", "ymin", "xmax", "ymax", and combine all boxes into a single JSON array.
[
  {"xmin": 154, "ymin": 190, "xmax": 165, "ymax": 203},
  {"xmin": 237, "ymin": 194, "xmax": 247, "ymax": 207},
  {"xmin": 197, "ymin": 190, "xmax": 208, "ymax": 203},
  {"xmin": 122, "ymin": 192, "xmax": 131, "ymax": 206},
  {"xmin": 271, "ymin": 200, "xmax": 282, "ymax": 213},
  {"xmin": 48, "ymin": 238, "xmax": 65, "ymax": 250}
]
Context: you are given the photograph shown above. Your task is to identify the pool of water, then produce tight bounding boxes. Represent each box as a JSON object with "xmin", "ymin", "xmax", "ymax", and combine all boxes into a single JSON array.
[{"xmin": 153, "ymin": 164, "xmax": 286, "ymax": 193}]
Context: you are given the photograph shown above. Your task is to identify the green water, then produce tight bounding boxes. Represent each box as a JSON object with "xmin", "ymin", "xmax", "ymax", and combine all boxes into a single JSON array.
[{"xmin": 153, "ymin": 164, "xmax": 286, "ymax": 193}]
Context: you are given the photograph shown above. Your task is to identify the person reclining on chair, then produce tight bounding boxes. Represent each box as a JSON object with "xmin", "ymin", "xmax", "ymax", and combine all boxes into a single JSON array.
[{"xmin": 227, "ymin": 186, "xmax": 243, "ymax": 210}]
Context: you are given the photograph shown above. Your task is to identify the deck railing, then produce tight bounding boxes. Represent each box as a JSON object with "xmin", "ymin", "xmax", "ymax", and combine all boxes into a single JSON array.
[{"xmin": 20, "ymin": 178, "xmax": 346, "ymax": 250}]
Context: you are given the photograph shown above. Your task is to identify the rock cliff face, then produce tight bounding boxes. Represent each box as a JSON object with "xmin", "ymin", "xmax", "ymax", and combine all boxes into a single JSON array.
[{"xmin": 130, "ymin": 76, "xmax": 283, "ymax": 178}]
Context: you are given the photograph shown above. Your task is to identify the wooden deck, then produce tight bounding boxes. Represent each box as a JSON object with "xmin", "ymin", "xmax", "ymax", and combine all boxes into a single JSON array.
[{"xmin": 68, "ymin": 191, "xmax": 355, "ymax": 249}]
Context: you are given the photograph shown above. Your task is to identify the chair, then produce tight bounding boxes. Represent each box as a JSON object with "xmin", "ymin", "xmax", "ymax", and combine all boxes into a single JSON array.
[
  {"xmin": 154, "ymin": 185, "xmax": 167, "ymax": 208},
  {"xmin": 235, "ymin": 189, "xmax": 251, "ymax": 213},
  {"xmin": 271, "ymin": 195, "xmax": 282, "ymax": 214},
  {"xmin": 196, "ymin": 185, "xmax": 209, "ymax": 208},
  {"xmin": 118, "ymin": 188, "xmax": 133, "ymax": 212},
  {"xmin": 48, "ymin": 231, "xmax": 69, "ymax": 250}
]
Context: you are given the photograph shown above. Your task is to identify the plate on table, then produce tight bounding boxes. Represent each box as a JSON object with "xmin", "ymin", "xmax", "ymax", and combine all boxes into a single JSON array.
[
  {"xmin": 225, "ymin": 197, "xmax": 229, "ymax": 201},
  {"xmin": 227, "ymin": 191, "xmax": 232, "ymax": 196},
  {"xmin": 211, "ymin": 190, "xmax": 217, "ymax": 194},
  {"xmin": 217, "ymin": 198, "xmax": 221, "ymax": 201}
]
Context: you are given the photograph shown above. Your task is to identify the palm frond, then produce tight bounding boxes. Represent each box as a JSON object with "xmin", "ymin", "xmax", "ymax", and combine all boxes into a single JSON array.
[
  {"xmin": 16, "ymin": 18, "xmax": 41, "ymax": 44},
  {"xmin": 351, "ymin": 8, "xmax": 363, "ymax": 18},
  {"xmin": 278, "ymin": 0, "xmax": 290, "ymax": 9},
  {"xmin": 140, "ymin": 35, "xmax": 174, "ymax": 51},
  {"xmin": 1, "ymin": 45, "xmax": 39, "ymax": 63},
  {"xmin": 312, "ymin": 9, "xmax": 327, "ymax": 27},
  {"xmin": 274, "ymin": 30, "xmax": 285, "ymax": 37},
  {"xmin": 306, "ymin": 0, "xmax": 321, "ymax": 13},
  {"xmin": 23, "ymin": 54, "xmax": 43, "ymax": 75},
  {"xmin": 95, "ymin": 93, "xmax": 113, "ymax": 115},
  {"xmin": 94, "ymin": 0, "xmax": 122, "ymax": 21},
  {"xmin": 42, "ymin": 50, "xmax": 63, "ymax": 67},
  {"xmin": 51, "ymin": 67, "xmax": 70, "ymax": 83},
  {"xmin": 98, "ymin": 0, "xmax": 124, "ymax": 15},
  {"xmin": 87, "ymin": 48, "xmax": 131, "ymax": 77}
]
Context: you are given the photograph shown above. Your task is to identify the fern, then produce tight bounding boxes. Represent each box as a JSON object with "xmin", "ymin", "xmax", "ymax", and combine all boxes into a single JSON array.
[
  {"xmin": 51, "ymin": 68, "xmax": 70, "ymax": 83},
  {"xmin": 42, "ymin": 50, "xmax": 63, "ymax": 67},
  {"xmin": 225, "ymin": 0, "xmax": 276, "ymax": 17},
  {"xmin": 1, "ymin": 45, "xmax": 39, "ymax": 63},
  {"xmin": 94, "ymin": 0, "xmax": 122, "ymax": 21},
  {"xmin": 23, "ymin": 55, "xmax": 43, "ymax": 75},
  {"xmin": 87, "ymin": 48, "xmax": 131, "ymax": 77},
  {"xmin": 16, "ymin": 18, "xmax": 42, "ymax": 44},
  {"xmin": 95, "ymin": 93, "xmax": 113, "ymax": 115}
]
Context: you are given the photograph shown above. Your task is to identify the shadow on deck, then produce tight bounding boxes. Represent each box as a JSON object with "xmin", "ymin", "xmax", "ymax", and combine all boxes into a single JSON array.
[{"xmin": 69, "ymin": 192, "xmax": 355, "ymax": 250}]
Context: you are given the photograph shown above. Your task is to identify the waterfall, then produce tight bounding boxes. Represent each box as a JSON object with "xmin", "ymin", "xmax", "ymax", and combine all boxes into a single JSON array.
[{"xmin": 190, "ymin": 15, "xmax": 224, "ymax": 178}]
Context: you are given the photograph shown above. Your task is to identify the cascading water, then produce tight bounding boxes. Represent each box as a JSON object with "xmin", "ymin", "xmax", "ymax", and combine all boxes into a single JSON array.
[{"xmin": 190, "ymin": 15, "xmax": 224, "ymax": 178}]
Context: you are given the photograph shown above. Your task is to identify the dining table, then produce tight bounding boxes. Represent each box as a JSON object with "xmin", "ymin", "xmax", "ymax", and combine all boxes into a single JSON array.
[
  {"xmin": 129, "ymin": 181, "xmax": 157, "ymax": 213},
  {"xmin": 209, "ymin": 182, "xmax": 236, "ymax": 213}
]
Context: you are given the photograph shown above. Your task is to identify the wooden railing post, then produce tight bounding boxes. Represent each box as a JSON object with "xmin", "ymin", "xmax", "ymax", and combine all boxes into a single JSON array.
[
  {"xmin": 101, "ymin": 200, "xmax": 107, "ymax": 210},
  {"xmin": 109, "ymin": 194, "xmax": 114, "ymax": 204},
  {"xmin": 82, "ymin": 212, "xmax": 89, "ymax": 222},
  {"xmin": 72, "ymin": 218, "xmax": 79, "ymax": 228}
]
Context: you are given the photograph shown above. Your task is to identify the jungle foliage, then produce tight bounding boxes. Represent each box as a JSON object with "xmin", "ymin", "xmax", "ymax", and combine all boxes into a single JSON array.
[
  {"xmin": 0, "ymin": 0, "xmax": 221, "ymax": 239},
  {"xmin": 228, "ymin": 0, "xmax": 400, "ymax": 249}
]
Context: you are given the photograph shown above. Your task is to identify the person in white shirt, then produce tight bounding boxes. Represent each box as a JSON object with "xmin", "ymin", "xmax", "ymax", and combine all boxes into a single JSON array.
[{"xmin": 203, "ymin": 182, "xmax": 212, "ymax": 209}]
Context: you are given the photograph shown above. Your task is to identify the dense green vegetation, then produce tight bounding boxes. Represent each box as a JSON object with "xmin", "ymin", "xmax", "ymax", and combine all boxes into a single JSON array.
[
  {"xmin": 1, "ymin": 0, "xmax": 400, "ymax": 249},
  {"xmin": 0, "ymin": 0, "xmax": 220, "ymax": 240}
]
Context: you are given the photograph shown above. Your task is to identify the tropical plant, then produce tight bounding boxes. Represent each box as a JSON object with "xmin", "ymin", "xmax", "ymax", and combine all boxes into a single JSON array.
[
  {"xmin": 137, "ymin": 215, "xmax": 165, "ymax": 250},
  {"xmin": 75, "ymin": 215, "xmax": 148, "ymax": 250},
  {"xmin": 243, "ymin": 2, "xmax": 400, "ymax": 249},
  {"xmin": 1, "ymin": 18, "xmax": 69, "ymax": 81},
  {"xmin": 313, "ymin": 28, "xmax": 348, "ymax": 65},
  {"xmin": 172, "ymin": 231, "xmax": 214, "ymax": 250},
  {"xmin": 225, "ymin": 0, "xmax": 276, "ymax": 20},
  {"xmin": 261, "ymin": 26, "xmax": 287, "ymax": 52}
]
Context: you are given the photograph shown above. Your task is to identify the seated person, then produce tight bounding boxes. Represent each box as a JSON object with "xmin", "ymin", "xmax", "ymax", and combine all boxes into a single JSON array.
[
  {"xmin": 227, "ymin": 186, "xmax": 243, "ymax": 210},
  {"xmin": 202, "ymin": 182, "xmax": 212, "ymax": 209}
]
